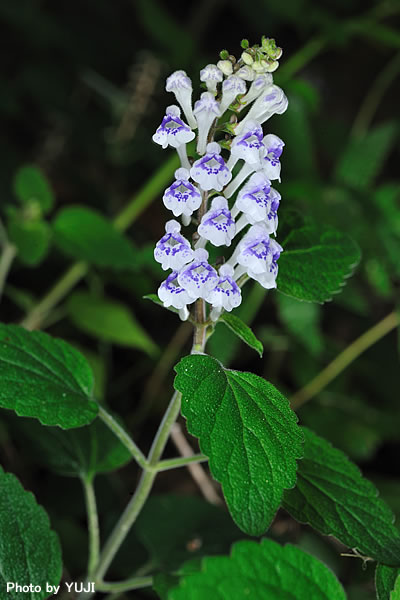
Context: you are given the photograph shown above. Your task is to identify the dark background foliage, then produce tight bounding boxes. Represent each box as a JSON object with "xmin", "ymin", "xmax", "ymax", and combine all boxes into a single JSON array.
[{"xmin": 0, "ymin": 1, "xmax": 399, "ymax": 598}]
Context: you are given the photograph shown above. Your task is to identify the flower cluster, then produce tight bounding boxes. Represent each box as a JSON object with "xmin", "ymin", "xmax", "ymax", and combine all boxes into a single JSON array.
[{"xmin": 152, "ymin": 39, "xmax": 287, "ymax": 321}]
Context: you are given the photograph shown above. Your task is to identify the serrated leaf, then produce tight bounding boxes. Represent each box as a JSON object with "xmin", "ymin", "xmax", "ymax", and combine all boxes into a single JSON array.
[
  {"xmin": 0, "ymin": 466, "xmax": 62, "ymax": 599},
  {"xmin": 219, "ymin": 313, "xmax": 263, "ymax": 357},
  {"xmin": 167, "ymin": 538, "xmax": 346, "ymax": 600},
  {"xmin": 277, "ymin": 226, "xmax": 361, "ymax": 303},
  {"xmin": 283, "ymin": 428, "xmax": 400, "ymax": 565},
  {"xmin": 8, "ymin": 218, "xmax": 51, "ymax": 266},
  {"xmin": 13, "ymin": 165, "xmax": 54, "ymax": 213},
  {"xmin": 134, "ymin": 495, "xmax": 244, "ymax": 571},
  {"xmin": 376, "ymin": 564, "xmax": 400, "ymax": 600},
  {"xmin": 0, "ymin": 324, "xmax": 98, "ymax": 428},
  {"xmin": 174, "ymin": 355, "xmax": 303, "ymax": 536},
  {"xmin": 11, "ymin": 414, "xmax": 131, "ymax": 479},
  {"xmin": 335, "ymin": 122, "xmax": 398, "ymax": 190},
  {"xmin": 53, "ymin": 206, "xmax": 137, "ymax": 269},
  {"xmin": 67, "ymin": 292, "xmax": 158, "ymax": 355}
]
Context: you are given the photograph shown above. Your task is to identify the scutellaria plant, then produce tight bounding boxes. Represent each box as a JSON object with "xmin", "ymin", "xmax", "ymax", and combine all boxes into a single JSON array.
[{"xmin": 0, "ymin": 37, "xmax": 400, "ymax": 600}]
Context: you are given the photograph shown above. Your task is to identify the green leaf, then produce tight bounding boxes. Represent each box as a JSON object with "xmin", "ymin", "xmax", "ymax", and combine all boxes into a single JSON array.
[
  {"xmin": 277, "ymin": 294, "xmax": 323, "ymax": 356},
  {"xmin": 134, "ymin": 494, "xmax": 244, "ymax": 571},
  {"xmin": 67, "ymin": 292, "xmax": 158, "ymax": 355},
  {"xmin": 335, "ymin": 122, "xmax": 398, "ymax": 190},
  {"xmin": 11, "ymin": 415, "xmax": 131, "ymax": 479},
  {"xmin": 283, "ymin": 428, "xmax": 400, "ymax": 565},
  {"xmin": 376, "ymin": 564, "xmax": 400, "ymax": 600},
  {"xmin": 8, "ymin": 218, "xmax": 51, "ymax": 266},
  {"xmin": 13, "ymin": 165, "xmax": 54, "ymax": 213},
  {"xmin": 174, "ymin": 355, "xmax": 303, "ymax": 535},
  {"xmin": 0, "ymin": 466, "xmax": 62, "ymax": 599},
  {"xmin": 392, "ymin": 576, "xmax": 400, "ymax": 600},
  {"xmin": 277, "ymin": 226, "xmax": 361, "ymax": 303},
  {"xmin": 218, "ymin": 313, "xmax": 263, "ymax": 357},
  {"xmin": 53, "ymin": 206, "xmax": 137, "ymax": 269},
  {"xmin": 167, "ymin": 538, "xmax": 346, "ymax": 600},
  {"xmin": 0, "ymin": 324, "xmax": 98, "ymax": 428}
]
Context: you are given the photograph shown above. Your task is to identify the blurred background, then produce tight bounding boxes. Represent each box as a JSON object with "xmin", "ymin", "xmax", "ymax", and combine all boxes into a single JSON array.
[{"xmin": 0, "ymin": 0, "xmax": 400, "ymax": 598}]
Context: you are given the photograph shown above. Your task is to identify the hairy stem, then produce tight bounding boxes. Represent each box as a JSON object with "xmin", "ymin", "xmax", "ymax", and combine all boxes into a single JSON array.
[
  {"xmin": 82, "ymin": 477, "xmax": 100, "ymax": 578},
  {"xmin": 290, "ymin": 311, "xmax": 399, "ymax": 410},
  {"xmin": 91, "ymin": 390, "xmax": 182, "ymax": 584}
]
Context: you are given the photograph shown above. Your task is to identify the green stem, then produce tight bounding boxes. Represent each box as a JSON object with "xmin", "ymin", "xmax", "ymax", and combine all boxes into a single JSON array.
[
  {"xmin": 113, "ymin": 154, "xmax": 180, "ymax": 231},
  {"xmin": 0, "ymin": 243, "xmax": 17, "ymax": 303},
  {"xmin": 351, "ymin": 50, "xmax": 400, "ymax": 137},
  {"xmin": 156, "ymin": 453, "xmax": 208, "ymax": 472},
  {"xmin": 98, "ymin": 406, "xmax": 148, "ymax": 469},
  {"xmin": 96, "ymin": 577, "xmax": 153, "ymax": 593},
  {"xmin": 82, "ymin": 477, "xmax": 100, "ymax": 578},
  {"xmin": 92, "ymin": 390, "xmax": 182, "ymax": 583},
  {"xmin": 290, "ymin": 311, "xmax": 399, "ymax": 410},
  {"xmin": 21, "ymin": 261, "xmax": 88, "ymax": 330}
]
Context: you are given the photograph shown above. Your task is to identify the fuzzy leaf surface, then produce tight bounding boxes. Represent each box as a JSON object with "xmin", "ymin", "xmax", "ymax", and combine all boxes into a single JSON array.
[
  {"xmin": 53, "ymin": 206, "xmax": 137, "ymax": 269},
  {"xmin": 219, "ymin": 313, "xmax": 263, "ymax": 357},
  {"xmin": 68, "ymin": 292, "xmax": 157, "ymax": 355},
  {"xmin": 0, "ymin": 324, "xmax": 98, "ymax": 428},
  {"xmin": 283, "ymin": 428, "xmax": 400, "ymax": 565},
  {"xmin": 0, "ymin": 466, "xmax": 62, "ymax": 599},
  {"xmin": 277, "ymin": 226, "xmax": 361, "ymax": 303},
  {"xmin": 174, "ymin": 355, "xmax": 303, "ymax": 535},
  {"xmin": 376, "ymin": 565, "xmax": 400, "ymax": 600},
  {"xmin": 167, "ymin": 538, "xmax": 346, "ymax": 600}
]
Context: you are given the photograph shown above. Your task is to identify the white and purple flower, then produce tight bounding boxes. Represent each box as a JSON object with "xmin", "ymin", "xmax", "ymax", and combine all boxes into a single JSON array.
[
  {"xmin": 158, "ymin": 270, "xmax": 195, "ymax": 311},
  {"xmin": 198, "ymin": 196, "xmax": 235, "ymax": 247},
  {"xmin": 229, "ymin": 120, "xmax": 265, "ymax": 166},
  {"xmin": 200, "ymin": 64, "xmax": 223, "ymax": 92},
  {"xmin": 235, "ymin": 85, "xmax": 288, "ymax": 134},
  {"xmin": 177, "ymin": 248, "xmax": 218, "ymax": 300},
  {"xmin": 190, "ymin": 142, "xmax": 232, "ymax": 192},
  {"xmin": 219, "ymin": 75, "xmax": 247, "ymax": 115},
  {"xmin": 154, "ymin": 220, "xmax": 194, "ymax": 271},
  {"xmin": 165, "ymin": 71, "xmax": 196, "ymax": 129},
  {"xmin": 193, "ymin": 92, "xmax": 221, "ymax": 155},
  {"xmin": 233, "ymin": 172, "xmax": 280, "ymax": 233},
  {"xmin": 152, "ymin": 105, "xmax": 195, "ymax": 149},
  {"xmin": 163, "ymin": 168, "xmax": 202, "ymax": 218},
  {"xmin": 259, "ymin": 134, "xmax": 285, "ymax": 181},
  {"xmin": 228, "ymin": 223, "xmax": 283, "ymax": 288},
  {"xmin": 205, "ymin": 264, "xmax": 242, "ymax": 315}
]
